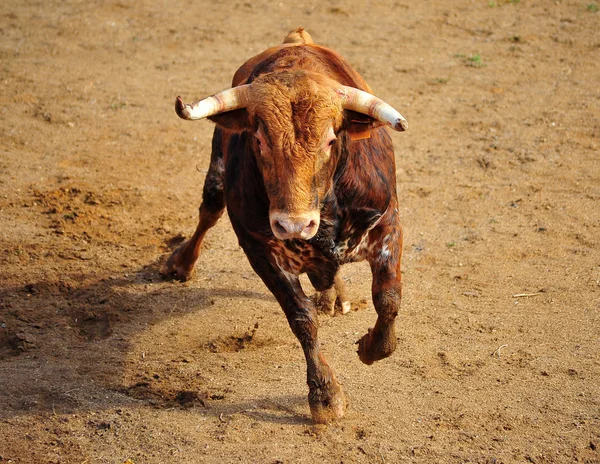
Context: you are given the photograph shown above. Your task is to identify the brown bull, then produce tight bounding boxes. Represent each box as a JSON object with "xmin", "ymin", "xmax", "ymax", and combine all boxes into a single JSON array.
[{"xmin": 162, "ymin": 28, "xmax": 407, "ymax": 423}]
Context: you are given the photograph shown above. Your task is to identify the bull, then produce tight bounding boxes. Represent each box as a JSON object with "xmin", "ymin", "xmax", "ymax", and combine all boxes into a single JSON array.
[{"xmin": 162, "ymin": 28, "xmax": 407, "ymax": 423}]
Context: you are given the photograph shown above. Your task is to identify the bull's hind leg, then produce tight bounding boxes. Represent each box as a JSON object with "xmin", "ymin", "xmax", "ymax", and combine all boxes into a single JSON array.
[
  {"xmin": 357, "ymin": 215, "xmax": 403, "ymax": 365},
  {"xmin": 236, "ymin": 233, "xmax": 346, "ymax": 423},
  {"xmin": 312, "ymin": 271, "xmax": 351, "ymax": 316},
  {"xmin": 161, "ymin": 128, "xmax": 225, "ymax": 281}
]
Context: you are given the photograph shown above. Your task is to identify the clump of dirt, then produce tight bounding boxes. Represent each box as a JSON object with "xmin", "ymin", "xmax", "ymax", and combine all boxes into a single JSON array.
[
  {"xmin": 205, "ymin": 322, "xmax": 267, "ymax": 353},
  {"xmin": 123, "ymin": 380, "xmax": 228, "ymax": 410},
  {"xmin": 30, "ymin": 184, "xmax": 131, "ymax": 242}
]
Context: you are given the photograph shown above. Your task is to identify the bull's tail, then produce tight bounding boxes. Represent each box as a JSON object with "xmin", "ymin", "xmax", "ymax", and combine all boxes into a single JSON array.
[{"xmin": 283, "ymin": 27, "xmax": 314, "ymax": 45}]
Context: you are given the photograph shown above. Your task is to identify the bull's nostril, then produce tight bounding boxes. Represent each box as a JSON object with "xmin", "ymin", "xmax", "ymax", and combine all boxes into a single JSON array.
[
  {"xmin": 274, "ymin": 220, "xmax": 288, "ymax": 235},
  {"xmin": 270, "ymin": 213, "xmax": 319, "ymax": 239}
]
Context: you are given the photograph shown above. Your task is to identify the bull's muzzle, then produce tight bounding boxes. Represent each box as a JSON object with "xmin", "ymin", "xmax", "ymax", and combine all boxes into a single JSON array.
[{"xmin": 270, "ymin": 211, "xmax": 320, "ymax": 240}]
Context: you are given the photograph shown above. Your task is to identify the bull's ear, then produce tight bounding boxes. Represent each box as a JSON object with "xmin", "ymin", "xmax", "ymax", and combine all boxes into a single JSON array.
[
  {"xmin": 208, "ymin": 109, "xmax": 251, "ymax": 131},
  {"xmin": 342, "ymin": 110, "xmax": 385, "ymax": 141}
]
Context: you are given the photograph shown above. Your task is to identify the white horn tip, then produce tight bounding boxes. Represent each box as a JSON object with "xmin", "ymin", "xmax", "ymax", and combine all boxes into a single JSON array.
[
  {"xmin": 394, "ymin": 117, "xmax": 408, "ymax": 132},
  {"xmin": 175, "ymin": 96, "xmax": 192, "ymax": 120}
]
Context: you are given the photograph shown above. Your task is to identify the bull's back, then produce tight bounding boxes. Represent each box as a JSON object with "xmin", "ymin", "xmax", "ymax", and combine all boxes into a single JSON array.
[{"xmin": 232, "ymin": 42, "xmax": 371, "ymax": 92}]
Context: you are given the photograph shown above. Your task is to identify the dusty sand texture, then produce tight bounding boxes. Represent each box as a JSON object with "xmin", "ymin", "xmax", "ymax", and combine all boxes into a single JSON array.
[{"xmin": 1, "ymin": 1, "xmax": 599, "ymax": 462}]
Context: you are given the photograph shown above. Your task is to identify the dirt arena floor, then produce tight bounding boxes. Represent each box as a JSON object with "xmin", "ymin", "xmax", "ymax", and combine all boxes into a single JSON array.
[{"xmin": 1, "ymin": 0, "xmax": 599, "ymax": 462}]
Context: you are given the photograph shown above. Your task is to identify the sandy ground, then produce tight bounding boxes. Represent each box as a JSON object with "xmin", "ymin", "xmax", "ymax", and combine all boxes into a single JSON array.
[{"xmin": 1, "ymin": 0, "xmax": 599, "ymax": 462}]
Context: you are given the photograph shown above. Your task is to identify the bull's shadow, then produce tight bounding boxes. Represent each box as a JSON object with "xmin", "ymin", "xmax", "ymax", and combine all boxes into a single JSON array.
[{"xmin": 0, "ymin": 257, "xmax": 311, "ymax": 426}]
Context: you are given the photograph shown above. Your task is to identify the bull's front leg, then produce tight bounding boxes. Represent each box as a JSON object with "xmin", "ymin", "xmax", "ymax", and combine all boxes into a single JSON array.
[
  {"xmin": 238, "ymin": 236, "xmax": 346, "ymax": 423},
  {"xmin": 357, "ymin": 218, "xmax": 403, "ymax": 365},
  {"xmin": 161, "ymin": 129, "xmax": 225, "ymax": 281}
]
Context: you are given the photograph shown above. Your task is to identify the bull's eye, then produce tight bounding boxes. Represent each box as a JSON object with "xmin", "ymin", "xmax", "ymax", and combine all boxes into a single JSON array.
[
  {"xmin": 255, "ymin": 127, "xmax": 266, "ymax": 149},
  {"xmin": 323, "ymin": 127, "xmax": 336, "ymax": 157}
]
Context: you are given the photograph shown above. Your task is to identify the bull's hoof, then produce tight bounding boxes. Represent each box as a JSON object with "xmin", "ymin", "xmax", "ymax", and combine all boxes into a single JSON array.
[
  {"xmin": 357, "ymin": 327, "xmax": 397, "ymax": 365},
  {"xmin": 314, "ymin": 290, "xmax": 351, "ymax": 316},
  {"xmin": 340, "ymin": 300, "xmax": 351, "ymax": 315},
  {"xmin": 308, "ymin": 380, "xmax": 347, "ymax": 424},
  {"xmin": 314, "ymin": 289, "xmax": 336, "ymax": 316},
  {"xmin": 160, "ymin": 245, "xmax": 195, "ymax": 282}
]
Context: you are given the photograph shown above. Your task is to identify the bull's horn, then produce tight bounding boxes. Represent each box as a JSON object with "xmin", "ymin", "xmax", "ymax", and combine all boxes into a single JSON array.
[
  {"xmin": 175, "ymin": 84, "xmax": 252, "ymax": 120},
  {"xmin": 338, "ymin": 86, "xmax": 407, "ymax": 132}
]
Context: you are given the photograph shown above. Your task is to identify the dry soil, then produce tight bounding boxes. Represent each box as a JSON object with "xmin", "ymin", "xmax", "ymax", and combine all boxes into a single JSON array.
[{"xmin": 1, "ymin": 0, "xmax": 599, "ymax": 463}]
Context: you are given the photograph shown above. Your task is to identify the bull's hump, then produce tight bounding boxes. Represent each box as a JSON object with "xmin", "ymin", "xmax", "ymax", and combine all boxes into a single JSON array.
[{"xmin": 232, "ymin": 29, "xmax": 315, "ymax": 87}]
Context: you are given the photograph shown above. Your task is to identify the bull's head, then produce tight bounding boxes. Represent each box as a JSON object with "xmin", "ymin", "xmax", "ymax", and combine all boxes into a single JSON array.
[{"xmin": 175, "ymin": 70, "xmax": 406, "ymax": 241}]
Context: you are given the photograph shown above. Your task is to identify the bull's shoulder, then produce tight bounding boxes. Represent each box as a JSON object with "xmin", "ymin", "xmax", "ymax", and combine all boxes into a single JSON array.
[
  {"xmin": 335, "ymin": 129, "xmax": 396, "ymax": 213},
  {"xmin": 304, "ymin": 45, "xmax": 372, "ymax": 92},
  {"xmin": 232, "ymin": 45, "xmax": 288, "ymax": 87}
]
